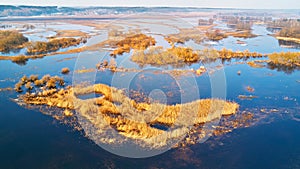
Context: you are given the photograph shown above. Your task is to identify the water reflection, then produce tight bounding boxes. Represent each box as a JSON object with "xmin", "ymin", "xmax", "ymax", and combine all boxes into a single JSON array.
[
  {"xmin": 266, "ymin": 27, "xmax": 282, "ymax": 33},
  {"xmin": 267, "ymin": 62, "xmax": 300, "ymax": 74},
  {"xmin": 0, "ymin": 14, "xmax": 299, "ymax": 168},
  {"xmin": 278, "ymin": 39, "xmax": 300, "ymax": 49},
  {"xmin": 11, "ymin": 59, "xmax": 28, "ymax": 66}
]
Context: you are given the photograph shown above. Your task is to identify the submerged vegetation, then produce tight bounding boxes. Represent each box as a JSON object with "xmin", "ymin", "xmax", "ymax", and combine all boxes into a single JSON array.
[{"xmin": 0, "ymin": 30, "xmax": 28, "ymax": 53}]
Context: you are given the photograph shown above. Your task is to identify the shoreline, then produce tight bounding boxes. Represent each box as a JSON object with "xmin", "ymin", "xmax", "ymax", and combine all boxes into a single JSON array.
[{"xmin": 276, "ymin": 36, "xmax": 300, "ymax": 44}]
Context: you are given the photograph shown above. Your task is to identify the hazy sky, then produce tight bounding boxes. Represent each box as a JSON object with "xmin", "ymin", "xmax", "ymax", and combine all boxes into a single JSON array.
[{"xmin": 0, "ymin": 0, "xmax": 299, "ymax": 9}]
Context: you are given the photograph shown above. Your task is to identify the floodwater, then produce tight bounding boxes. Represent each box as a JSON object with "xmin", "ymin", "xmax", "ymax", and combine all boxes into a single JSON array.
[
  {"xmin": 0, "ymin": 18, "xmax": 299, "ymax": 169},
  {"xmin": 208, "ymin": 25, "xmax": 300, "ymax": 53}
]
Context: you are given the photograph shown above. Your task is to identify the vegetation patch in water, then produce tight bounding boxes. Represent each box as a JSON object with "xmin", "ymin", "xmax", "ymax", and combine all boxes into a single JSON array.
[
  {"xmin": 131, "ymin": 47, "xmax": 265, "ymax": 67},
  {"xmin": 51, "ymin": 30, "xmax": 89, "ymax": 38},
  {"xmin": 164, "ymin": 27, "xmax": 207, "ymax": 44},
  {"xmin": 268, "ymin": 51, "xmax": 300, "ymax": 67},
  {"xmin": 206, "ymin": 29, "xmax": 228, "ymax": 41},
  {"xmin": 110, "ymin": 33, "xmax": 156, "ymax": 57},
  {"xmin": 271, "ymin": 19, "xmax": 300, "ymax": 38},
  {"xmin": 14, "ymin": 74, "xmax": 64, "ymax": 93},
  {"xmin": 61, "ymin": 67, "xmax": 70, "ymax": 74},
  {"xmin": 247, "ymin": 61, "xmax": 265, "ymax": 68},
  {"xmin": 26, "ymin": 37, "xmax": 86, "ymax": 55},
  {"xmin": 131, "ymin": 46, "xmax": 199, "ymax": 66},
  {"xmin": 0, "ymin": 30, "xmax": 28, "ymax": 53},
  {"xmin": 238, "ymin": 95, "xmax": 258, "ymax": 100},
  {"xmin": 15, "ymin": 75, "xmax": 239, "ymax": 148},
  {"xmin": 225, "ymin": 30, "xmax": 258, "ymax": 38}
]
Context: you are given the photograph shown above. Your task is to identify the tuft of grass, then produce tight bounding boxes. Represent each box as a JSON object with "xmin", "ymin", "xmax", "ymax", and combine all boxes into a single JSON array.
[
  {"xmin": 34, "ymin": 79, "xmax": 43, "ymax": 86},
  {"xmin": 14, "ymin": 82, "xmax": 23, "ymax": 92},
  {"xmin": 11, "ymin": 55, "xmax": 28, "ymax": 65},
  {"xmin": 61, "ymin": 67, "xmax": 70, "ymax": 74},
  {"xmin": 14, "ymin": 74, "xmax": 66, "ymax": 93},
  {"xmin": 29, "ymin": 75, "xmax": 38, "ymax": 82},
  {"xmin": 25, "ymin": 82, "xmax": 33, "ymax": 90}
]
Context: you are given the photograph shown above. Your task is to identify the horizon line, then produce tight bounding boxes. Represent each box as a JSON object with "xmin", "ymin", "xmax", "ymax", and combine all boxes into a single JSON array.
[{"xmin": 0, "ymin": 4, "xmax": 299, "ymax": 10}]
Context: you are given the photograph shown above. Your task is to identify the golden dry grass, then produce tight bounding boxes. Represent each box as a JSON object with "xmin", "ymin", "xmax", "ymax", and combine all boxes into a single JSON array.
[
  {"xmin": 19, "ymin": 81, "xmax": 239, "ymax": 145},
  {"xmin": 61, "ymin": 67, "xmax": 70, "ymax": 74},
  {"xmin": 225, "ymin": 30, "xmax": 258, "ymax": 38},
  {"xmin": 110, "ymin": 33, "xmax": 156, "ymax": 56},
  {"xmin": 268, "ymin": 51, "xmax": 300, "ymax": 66},
  {"xmin": 54, "ymin": 30, "xmax": 89, "ymax": 38}
]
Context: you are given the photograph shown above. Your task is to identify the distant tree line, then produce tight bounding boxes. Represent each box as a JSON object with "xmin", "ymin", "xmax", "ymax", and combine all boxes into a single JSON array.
[
  {"xmin": 205, "ymin": 29, "xmax": 228, "ymax": 41},
  {"xmin": 268, "ymin": 19, "xmax": 300, "ymax": 39},
  {"xmin": 218, "ymin": 15, "xmax": 272, "ymax": 23}
]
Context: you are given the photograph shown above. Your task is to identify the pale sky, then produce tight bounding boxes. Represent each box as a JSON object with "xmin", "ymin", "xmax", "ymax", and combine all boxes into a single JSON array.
[{"xmin": 0, "ymin": 0, "xmax": 299, "ymax": 9}]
